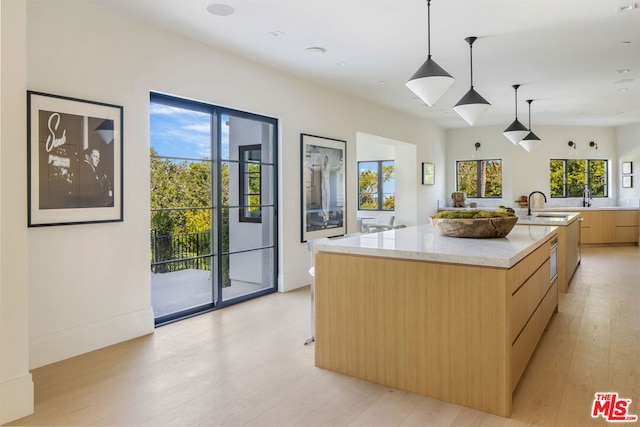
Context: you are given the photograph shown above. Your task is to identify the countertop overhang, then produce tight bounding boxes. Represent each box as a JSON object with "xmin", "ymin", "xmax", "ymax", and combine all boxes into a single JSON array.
[{"xmin": 316, "ymin": 223, "xmax": 557, "ymax": 269}]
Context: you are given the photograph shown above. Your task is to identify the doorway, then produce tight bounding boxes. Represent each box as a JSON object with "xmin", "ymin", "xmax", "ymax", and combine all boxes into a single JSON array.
[{"xmin": 149, "ymin": 93, "xmax": 278, "ymax": 325}]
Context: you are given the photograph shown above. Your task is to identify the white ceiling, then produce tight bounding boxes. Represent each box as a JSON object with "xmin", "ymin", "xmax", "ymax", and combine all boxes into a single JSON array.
[{"xmin": 92, "ymin": 0, "xmax": 640, "ymax": 129}]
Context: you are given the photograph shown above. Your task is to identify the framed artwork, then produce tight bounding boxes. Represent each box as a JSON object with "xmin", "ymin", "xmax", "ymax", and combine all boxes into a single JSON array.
[
  {"xmin": 422, "ymin": 162, "xmax": 435, "ymax": 185},
  {"xmin": 622, "ymin": 176, "xmax": 633, "ymax": 188},
  {"xmin": 300, "ymin": 133, "xmax": 346, "ymax": 242},
  {"xmin": 27, "ymin": 91, "xmax": 123, "ymax": 227},
  {"xmin": 622, "ymin": 162, "xmax": 632, "ymax": 174}
]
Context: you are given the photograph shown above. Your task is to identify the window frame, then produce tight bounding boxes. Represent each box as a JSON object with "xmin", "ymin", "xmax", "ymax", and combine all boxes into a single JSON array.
[
  {"xmin": 357, "ymin": 160, "xmax": 395, "ymax": 211},
  {"xmin": 238, "ymin": 144, "xmax": 262, "ymax": 223},
  {"xmin": 549, "ymin": 158, "xmax": 608, "ymax": 198},
  {"xmin": 455, "ymin": 159, "xmax": 503, "ymax": 198}
]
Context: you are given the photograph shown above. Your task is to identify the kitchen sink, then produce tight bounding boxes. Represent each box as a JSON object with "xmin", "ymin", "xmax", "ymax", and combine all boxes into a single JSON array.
[{"xmin": 533, "ymin": 213, "xmax": 569, "ymax": 219}]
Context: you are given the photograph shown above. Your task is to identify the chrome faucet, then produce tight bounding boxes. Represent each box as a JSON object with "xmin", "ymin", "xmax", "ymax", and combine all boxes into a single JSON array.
[
  {"xmin": 583, "ymin": 185, "xmax": 592, "ymax": 207},
  {"xmin": 528, "ymin": 191, "xmax": 547, "ymax": 216}
]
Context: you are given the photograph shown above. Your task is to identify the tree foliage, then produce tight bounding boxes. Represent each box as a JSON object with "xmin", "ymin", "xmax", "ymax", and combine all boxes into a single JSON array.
[
  {"xmin": 358, "ymin": 161, "xmax": 394, "ymax": 210},
  {"xmin": 457, "ymin": 160, "xmax": 502, "ymax": 197},
  {"xmin": 150, "ymin": 148, "xmax": 230, "ymax": 284}
]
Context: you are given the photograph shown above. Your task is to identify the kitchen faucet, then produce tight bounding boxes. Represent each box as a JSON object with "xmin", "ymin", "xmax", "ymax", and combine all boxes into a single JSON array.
[
  {"xmin": 583, "ymin": 185, "xmax": 592, "ymax": 207},
  {"xmin": 528, "ymin": 191, "xmax": 547, "ymax": 216}
]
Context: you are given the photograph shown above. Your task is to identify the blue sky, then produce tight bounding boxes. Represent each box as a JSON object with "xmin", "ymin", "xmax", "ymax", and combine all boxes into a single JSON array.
[{"xmin": 150, "ymin": 103, "xmax": 229, "ymax": 160}]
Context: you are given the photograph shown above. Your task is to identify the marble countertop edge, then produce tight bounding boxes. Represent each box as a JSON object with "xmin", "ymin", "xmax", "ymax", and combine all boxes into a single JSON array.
[{"xmin": 315, "ymin": 224, "xmax": 557, "ymax": 269}]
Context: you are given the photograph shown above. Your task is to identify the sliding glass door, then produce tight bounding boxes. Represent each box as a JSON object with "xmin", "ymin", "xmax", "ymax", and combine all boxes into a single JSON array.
[{"xmin": 150, "ymin": 93, "xmax": 278, "ymax": 325}]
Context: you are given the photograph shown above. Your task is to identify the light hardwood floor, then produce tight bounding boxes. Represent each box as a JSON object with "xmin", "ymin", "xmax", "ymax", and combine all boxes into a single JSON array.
[{"xmin": 6, "ymin": 246, "xmax": 639, "ymax": 426}]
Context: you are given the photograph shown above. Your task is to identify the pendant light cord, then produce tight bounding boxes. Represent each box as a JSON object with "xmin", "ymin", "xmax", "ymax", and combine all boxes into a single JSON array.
[
  {"xmin": 469, "ymin": 42, "xmax": 474, "ymax": 88},
  {"xmin": 514, "ymin": 85, "xmax": 519, "ymax": 119},
  {"xmin": 427, "ymin": 0, "xmax": 431, "ymax": 58}
]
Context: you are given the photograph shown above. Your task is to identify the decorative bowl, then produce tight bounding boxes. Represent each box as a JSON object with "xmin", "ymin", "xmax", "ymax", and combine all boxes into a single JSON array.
[{"xmin": 429, "ymin": 211, "xmax": 518, "ymax": 238}]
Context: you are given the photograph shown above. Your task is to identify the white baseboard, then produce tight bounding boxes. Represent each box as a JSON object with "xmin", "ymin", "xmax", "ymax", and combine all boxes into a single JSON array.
[
  {"xmin": 30, "ymin": 307, "xmax": 155, "ymax": 369},
  {"xmin": 0, "ymin": 373, "xmax": 34, "ymax": 424}
]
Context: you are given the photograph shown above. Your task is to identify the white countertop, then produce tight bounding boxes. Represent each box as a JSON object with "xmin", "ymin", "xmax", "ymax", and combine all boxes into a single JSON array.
[
  {"xmin": 516, "ymin": 211, "xmax": 581, "ymax": 226},
  {"xmin": 316, "ymin": 223, "xmax": 557, "ymax": 269},
  {"xmin": 547, "ymin": 206, "xmax": 638, "ymax": 211}
]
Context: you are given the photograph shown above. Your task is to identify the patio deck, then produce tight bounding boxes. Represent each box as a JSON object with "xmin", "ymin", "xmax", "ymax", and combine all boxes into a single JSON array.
[{"xmin": 151, "ymin": 269, "xmax": 268, "ymax": 318}]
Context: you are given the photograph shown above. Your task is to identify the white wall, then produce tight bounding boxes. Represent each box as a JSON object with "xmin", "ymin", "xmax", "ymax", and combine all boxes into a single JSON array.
[
  {"xmin": 617, "ymin": 123, "xmax": 640, "ymax": 204},
  {"xmin": 15, "ymin": 0, "xmax": 446, "ymax": 378},
  {"xmin": 0, "ymin": 1, "xmax": 34, "ymax": 423},
  {"xmin": 445, "ymin": 125, "xmax": 624, "ymax": 208}
]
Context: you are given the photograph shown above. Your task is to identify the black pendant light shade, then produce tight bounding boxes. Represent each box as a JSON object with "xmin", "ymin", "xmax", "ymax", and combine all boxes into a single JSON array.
[
  {"xmin": 453, "ymin": 37, "xmax": 490, "ymax": 125},
  {"xmin": 503, "ymin": 84, "xmax": 529, "ymax": 144},
  {"xmin": 520, "ymin": 99, "xmax": 541, "ymax": 152},
  {"xmin": 406, "ymin": 0, "xmax": 455, "ymax": 107}
]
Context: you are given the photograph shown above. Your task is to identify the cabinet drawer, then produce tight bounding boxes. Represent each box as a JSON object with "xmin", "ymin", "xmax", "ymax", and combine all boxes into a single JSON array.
[
  {"xmin": 507, "ymin": 240, "xmax": 551, "ymax": 295},
  {"xmin": 511, "ymin": 280, "xmax": 558, "ymax": 391},
  {"xmin": 616, "ymin": 211, "xmax": 639, "ymax": 227},
  {"xmin": 510, "ymin": 259, "xmax": 551, "ymax": 343},
  {"xmin": 614, "ymin": 226, "xmax": 639, "ymax": 243}
]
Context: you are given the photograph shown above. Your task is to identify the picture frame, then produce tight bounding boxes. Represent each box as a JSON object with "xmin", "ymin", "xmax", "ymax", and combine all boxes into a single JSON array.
[
  {"xmin": 622, "ymin": 161, "xmax": 632, "ymax": 174},
  {"xmin": 622, "ymin": 176, "xmax": 633, "ymax": 188},
  {"xmin": 422, "ymin": 162, "xmax": 435, "ymax": 185},
  {"xmin": 27, "ymin": 91, "xmax": 123, "ymax": 227},
  {"xmin": 300, "ymin": 133, "xmax": 346, "ymax": 242}
]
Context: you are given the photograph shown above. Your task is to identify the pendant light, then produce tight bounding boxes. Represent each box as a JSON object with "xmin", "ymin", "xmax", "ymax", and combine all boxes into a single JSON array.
[
  {"xmin": 453, "ymin": 37, "xmax": 490, "ymax": 125},
  {"xmin": 520, "ymin": 99, "xmax": 541, "ymax": 152},
  {"xmin": 503, "ymin": 85, "xmax": 529, "ymax": 144},
  {"xmin": 406, "ymin": 0, "xmax": 455, "ymax": 107}
]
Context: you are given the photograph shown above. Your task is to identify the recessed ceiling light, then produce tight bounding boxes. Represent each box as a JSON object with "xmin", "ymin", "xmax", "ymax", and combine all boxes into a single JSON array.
[
  {"xmin": 378, "ymin": 81, "xmax": 386, "ymax": 85},
  {"xmin": 338, "ymin": 61, "xmax": 348, "ymax": 67},
  {"xmin": 616, "ymin": 69, "xmax": 631, "ymax": 74},
  {"xmin": 614, "ymin": 78, "xmax": 634, "ymax": 84},
  {"xmin": 207, "ymin": 3, "xmax": 235, "ymax": 16},
  {"xmin": 269, "ymin": 31, "xmax": 286, "ymax": 37},
  {"xmin": 304, "ymin": 47, "xmax": 326, "ymax": 55},
  {"xmin": 620, "ymin": 40, "xmax": 632, "ymax": 45},
  {"xmin": 617, "ymin": 88, "xmax": 629, "ymax": 92}
]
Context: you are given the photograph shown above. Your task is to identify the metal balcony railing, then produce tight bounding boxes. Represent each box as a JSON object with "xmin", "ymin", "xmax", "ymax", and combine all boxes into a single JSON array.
[{"xmin": 150, "ymin": 229, "xmax": 212, "ymax": 273}]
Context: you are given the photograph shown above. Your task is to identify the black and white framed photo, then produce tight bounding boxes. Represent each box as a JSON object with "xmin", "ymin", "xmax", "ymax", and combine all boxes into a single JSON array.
[
  {"xmin": 622, "ymin": 161, "xmax": 632, "ymax": 174},
  {"xmin": 300, "ymin": 133, "xmax": 346, "ymax": 242},
  {"xmin": 622, "ymin": 176, "xmax": 633, "ymax": 188},
  {"xmin": 27, "ymin": 91, "xmax": 123, "ymax": 227},
  {"xmin": 422, "ymin": 162, "xmax": 435, "ymax": 185}
]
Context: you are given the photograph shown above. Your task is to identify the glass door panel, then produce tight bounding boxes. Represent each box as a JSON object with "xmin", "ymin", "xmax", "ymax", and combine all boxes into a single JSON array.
[{"xmin": 150, "ymin": 99, "xmax": 215, "ymax": 323}]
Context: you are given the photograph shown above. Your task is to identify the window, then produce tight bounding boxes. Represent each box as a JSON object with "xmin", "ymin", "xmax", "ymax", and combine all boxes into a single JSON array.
[
  {"xmin": 358, "ymin": 160, "xmax": 394, "ymax": 210},
  {"xmin": 456, "ymin": 159, "xmax": 502, "ymax": 198},
  {"xmin": 239, "ymin": 145, "xmax": 261, "ymax": 223},
  {"xmin": 550, "ymin": 159, "xmax": 608, "ymax": 197}
]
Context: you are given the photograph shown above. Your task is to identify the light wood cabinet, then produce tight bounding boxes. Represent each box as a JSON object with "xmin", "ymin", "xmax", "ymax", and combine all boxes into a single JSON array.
[
  {"xmin": 614, "ymin": 210, "xmax": 639, "ymax": 243},
  {"xmin": 530, "ymin": 218, "xmax": 580, "ymax": 293},
  {"xmin": 566, "ymin": 218, "xmax": 581, "ymax": 284},
  {"xmin": 578, "ymin": 210, "xmax": 638, "ymax": 245},
  {"xmin": 315, "ymin": 236, "xmax": 557, "ymax": 418}
]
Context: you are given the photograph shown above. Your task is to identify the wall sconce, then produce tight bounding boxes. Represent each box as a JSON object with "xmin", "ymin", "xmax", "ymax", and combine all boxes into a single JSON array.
[
  {"xmin": 589, "ymin": 141, "xmax": 598, "ymax": 150},
  {"xmin": 568, "ymin": 141, "xmax": 577, "ymax": 156},
  {"xmin": 472, "ymin": 142, "xmax": 481, "ymax": 158}
]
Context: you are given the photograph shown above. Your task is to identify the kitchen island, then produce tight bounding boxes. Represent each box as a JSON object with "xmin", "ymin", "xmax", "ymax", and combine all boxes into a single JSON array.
[
  {"xmin": 517, "ymin": 211, "xmax": 581, "ymax": 293},
  {"xmin": 313, "ymin": 224, "xmax": 558, "ymax": 418}
]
